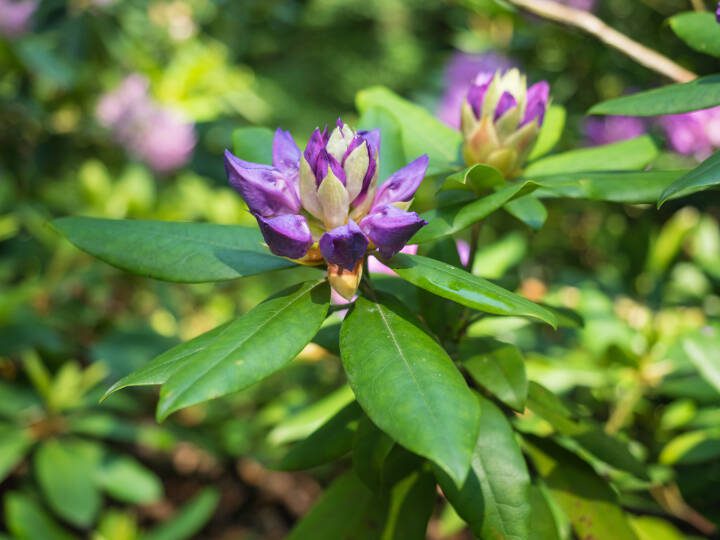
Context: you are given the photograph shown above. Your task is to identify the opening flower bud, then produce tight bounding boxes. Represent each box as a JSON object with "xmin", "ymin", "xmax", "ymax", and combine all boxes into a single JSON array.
[{"xmin": 327, "ymin": 262, "xmax": 363, "ymax": 300}]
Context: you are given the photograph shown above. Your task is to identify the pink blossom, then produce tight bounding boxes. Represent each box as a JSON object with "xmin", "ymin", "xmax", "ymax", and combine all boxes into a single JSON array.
[
  {"xmin": 96, "ymin": 75, "xmax": 196, "ymax": 173},
  {"xmin": 584, "ymin": 116, "xmax": 647, "ymax": 146},
  {"xmin": 658, "ymin": 107, "xmax": 720, "ymax": 161},
  {"xmin": 0, "ymin": 0, "xmax": 37, "ymax": 39}
]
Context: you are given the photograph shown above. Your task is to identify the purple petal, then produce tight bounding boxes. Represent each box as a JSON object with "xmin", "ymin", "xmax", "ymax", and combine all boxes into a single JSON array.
[
  {"xmin": 360, "ymin": 206, "xmax": 427, "ymax": 259},
  {"xmin": 521, "ymin": 81, "xmax": 550, "ymax": 127},
  {"xmin": 224, "ymin": 150, "xmax": 300, "ymax": 217},
  {"xmin": 494, "ymin": 91, "xmax": 518, "ymax": 121},
  {"xmin": 319, "ymin": 220, "xmax": 369, "ymax": 270},
  {"xmin": 466, "ymin": 72, "xmax": 494, "ymax": 119},
  {"xmin": 256, "ymin": 214, "xmax": 313, "ymax": 259},
  {"xmin": 371, "ymin": 155, "xmax": 429, "ymax": 210},
  {"xmin": 272, "ymin": 128, "xmax": 301, "ymax": 173},
  {"xmin": 303, "ymin": 128, "xmax": 328, "ymax": 175},
  {"xmin": 359, "ymin": 129, "xmax": 381, "ymax": 158}
]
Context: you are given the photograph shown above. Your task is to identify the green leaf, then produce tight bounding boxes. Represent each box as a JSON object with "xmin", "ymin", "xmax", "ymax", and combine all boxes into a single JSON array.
[
  {"xmin": 669, "ymin": 12, "xmax": 720, "ymax": 58},
  {"xmin": 659, "ymin": 429, "xmax": 720, "ymax": 465},
  {"xmin": 105, "ymin": 280, "xmax": 330, "ymax": 420},
  {"xmin": 279, "ymin": 402, "xmax": 362, "ymax": 470},
  {"xmin": 379, "ymin": 469, "xmax": 437, "ymax": 540},
  {"xmin": 535, "ymin": 170, "xmax": 685, "ymax": 203},
  {"xmin": 440, "ymin": 164, "xmax": 504, "ymax": 193},
  {"xmin": 629, "ymin": 516, "xmax": 687, "ymax": 540},
  {"xmin": 437, "ymin": 396, "xmax": 531, "ymax": 540},
  {"xmin": 505, "ymin": 195, "xmax": 548, "ymax": 230},
  {"xmin": 357, "ymin": 105, "xmax": 407, "ymax": 183},
  {"xmin": 589, "ymin": 75, "xmax": 720, "ymax": 116},
  {"xmin": 684, "ymin": 331, "xmax": 720, "ymax": 393},
  {"xmin": 96, "ymin": 454, "xmax": 163, "ymax": 504},
  {"xmin": 659, "ymin": 151, "xmax": 720, "ymax": 206},
  {"xmin": 528, "ymin": 105, "xmax": 566, "ymax": 161},
  {"xmin": 232, "ymin": 126, "xmax": 274, "ymax": 164},
  {"xmin": 267, "ymin": 385, "xmax": 355, "ymax": 445},
  {"xmin": 353, "ymin": 416, "xmax": 395, "ymax": 490},
  {"xmin": 525, "ymin": 136, "xmax": 657, "ymax": 176},
  {"xmin": 524, "ymin": 438, "xmax": 639, "ymax": 540},
  {"xmin": 387, "ymin": 254, "xmax": 557, "ymax": 327},
  {"xmin": 4, "ymin": 492, "xmax": 74, "ymax": 540},
  {"xmin": 141, "ymin": 488, "xmax": 219, "ymax": 540},
  {"xmin": 356, "ymin": 86, "xmax": 462, "ymax": 173},
  {"xmin": 528, "ymin": 485, "xmax": 561, "ymax": 540},
  {"xmin": 0, "ymin": 424, "xmax": 32, "ymax": 483},
  {"xmin": 569, "ymin": 429, "xmax": 648, "ymax": 479},
  {"xmin": 412, "ymin": 181, "xmax": 538, "ymax": 243},
  {"xmin": 286, "ymin": 473, "xmax": 378, "ymax": 540},
  {"xmin": 34, "ymin": 439, "xmax": 103, "ymax": 527},
  {"xmin": 525, "ymin": 382, "xmax": 583, "ymax": 435},
  {"xmin": 460, "ymin": 339, "xmax": 528, "ymax": 411},
  {"xmin": 51, "ymin": 217, "xmax": 295, "ymax": 283},
  {"xmin": 340, "ymin": 293, "xmax": 481, "ymax": 486}
]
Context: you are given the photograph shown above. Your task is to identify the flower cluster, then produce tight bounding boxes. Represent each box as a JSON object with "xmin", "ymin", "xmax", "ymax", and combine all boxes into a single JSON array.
[
  {"xmin": 96, "ymin": 75, "xmax": 197, "ymax": 173},
  {"xmin": 461, "ymin": 69, "xmax": 550, "ymax": 178},
  {"xmin": 0, "ymin": 0, "xmax": 37, "ymax": 39},
  {"xmin": 225, "ymin": 120, "xmax": 429, "ymax": 298}
]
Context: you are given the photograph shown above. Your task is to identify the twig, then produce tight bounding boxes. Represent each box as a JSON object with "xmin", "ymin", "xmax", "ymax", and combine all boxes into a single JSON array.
[
  {"xmin": 505, "ymin": 0, "xmax": 697, "ymax": 83},
  {"xmin": 690, "ymin": 0, "xmax": 706, "ymax": 11},
  {"xmin": 651, "ymin": 483, "xmax": 717, "ymax": 536}
]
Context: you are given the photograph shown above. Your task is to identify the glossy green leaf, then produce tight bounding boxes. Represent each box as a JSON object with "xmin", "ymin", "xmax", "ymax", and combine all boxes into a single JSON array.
[
  {"xmin": 340, "ymin": 293, "xmax": 481, "ymax": 486},
  {"xmin": 232, "ymin": 126, "xmax": 274, "ymax": 164},
  {"xmin": 460, "ymin": 339, "xmax": 528, "ymax": 411},
  {"xmin": 105, "ymin": 280, "xmax": 330, "ymax": 420},
  {"xmin": 34, "ymin": 439, "xmax": 103, "ymax": 527},
  {"xmin": 267, "ymin": 385, "xmax": 355, "ymax": 445},
  {"xmin": 353, "ymin": 416, "xmax": 395, "ymax": 490},
  {"xmin": 535, "ymin": 170, "xmax": 685, "ymax": 203},
  {"xmin": 387, "ymin": 254, "xmax": 557, "ymax": 327},
  {"xmin": 659, "ymin": 151, "xmax": 720, "ymax": 206},
  {"xmin": 96, "ymin": 454, "xmax": 163, "ymax": 504},
  {"xmin": 528, "ymin": 485, "xmax": 561, "ymax": 540},
  {"xmin": 525, "ymin": 382, "xmax": 584, "ymax": 435},
  {"xmin": 440, "ymin": 164, "xmax": 504, "ymax": 193},
  {"xmin": 357, "ymin": 105, "xmax": 406, "ymax": 183},
  {"xmin": 437, "ymin": 396, "xmax": 531, "ymax": 540},
  {"xmin": 659, "ymin": 429, "xmax": 720, "ymax": 465},
  {"xmin": 141, "ymin": 488, "xmax": 219, "ymax": 540},
  {"xmin": 528, "ymin": 105, "xmax": 566, "ymax": 161},
  {"xmin": 52, "ymin": 217, "xmax": 295, "ymax": 283},
  {"xmin": 380, "ymin": 469, "xmax": 437, "ymax": 540},
  {"xmin": 0, "ymin": 424, "xmax": 32, "ymax": 483},
  {"xmin": 279, "ymin": 402, "xmax": 362, "ymax": 470},
  {"xmin": 412, "ymin": 181, "xmax": 538, "ymax": 243},
  {"xmin": 590, "ymin": 75, "xmax": 720, "ymax": 116},
  {"xmin": 525, "ymin": 136, "xmax": 657, "ymax": 176},
  {"xmin": 286, "ymin": 473, "xmax": 378, "ymax": 540},
  {"xmin": 525, "ymin": 438, "xmax": 639, "ymax": 540},
  {"xmin": 5, "ymin": 492, "xmax": 74, "ymax": 540},
  {"xmin": 669, "ymin": 12, "xmax": 720, "ymax": 58},
  {"xmin": 505, "ymin": 195, "xmax": 548, "ymax": 230},
  {"xmin": 356, "ymin": 86, "xmax": 462, "ymax": 173}
]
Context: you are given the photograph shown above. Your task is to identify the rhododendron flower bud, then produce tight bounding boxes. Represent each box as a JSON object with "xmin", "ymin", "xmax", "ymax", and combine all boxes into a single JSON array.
[
  {"xmin": 461, "ymin": 69, "xmax": 550, "ymax": 178},
  {"xmin": 225, "ymin": 120, "xmax": 429, "ymax": 299}
]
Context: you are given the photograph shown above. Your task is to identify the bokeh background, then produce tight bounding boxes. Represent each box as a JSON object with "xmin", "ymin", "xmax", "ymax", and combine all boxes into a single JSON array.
[{"xmin": 2, "ymin": 0, "xmax": 720, "ymax": 538}]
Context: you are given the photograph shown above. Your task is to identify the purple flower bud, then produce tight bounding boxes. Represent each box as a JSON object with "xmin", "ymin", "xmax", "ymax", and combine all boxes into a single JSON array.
[
  {"xmin": 319, "ymin": 220, "xmax": 369, "ymax": 270},
  {"xmin": 521, "ymin": 81, "xmax": 550, "ymax": 127},
  {"xmin": 360, "ymin": 206, "xmax": 427, "ymax": 259},
  {"xmin": 256, "ymin": 214, "xmax": 313, "ymax": 259},
  {"xmin": 272, "ymin": 128, "xmax": 301, "ymax": 174},
  {"xmin": 225, "ymin": 150, "xmax": 301, "ymax": 217},
  {"xmin": 495, "ymin": 91, "xmax": 518, "ymax": 121},
  {"xmin": 466, "ymin": 72, "xmax": 495, "ymax": 119},
  {"xmin": 371, "ymin": 155, "xmax": 429, "ymax": 211}
]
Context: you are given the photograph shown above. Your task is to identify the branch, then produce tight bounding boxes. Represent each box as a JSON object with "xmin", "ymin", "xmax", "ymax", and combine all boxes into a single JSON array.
[
  {"xmin": 505, "ymin": 0, "xmax": 697, "ymax": 83},
  {"xmin": 690, "ymin": 0, "xmax": 706, "ymax": 11}
]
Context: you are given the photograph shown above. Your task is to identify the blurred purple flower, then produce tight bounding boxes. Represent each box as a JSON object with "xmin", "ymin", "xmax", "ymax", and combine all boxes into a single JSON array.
[
  {"xmin": 225, "ymin": 119, "xmax": 429, "ymax": 299},
  {"xmin": 96, "ymin": 75, "xmax": 196, "ymax": 173},
  {"xmin": 584, "ymin": 115, "xmax": 647, "ymax": 146},
  {"xmin": 0, "ymin": 0, "xmax": 37, "ymax": 39},
  {"xmin": 658, "ymin": 107, "xmax": 720, "ymax": 161},
  {"xmin": 717, "ymin": 2, "xmax": 720, "ymax": 23},
  {"xmin": 438, "ymin": 52, "xmax": 514, "ymax": 129}
]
